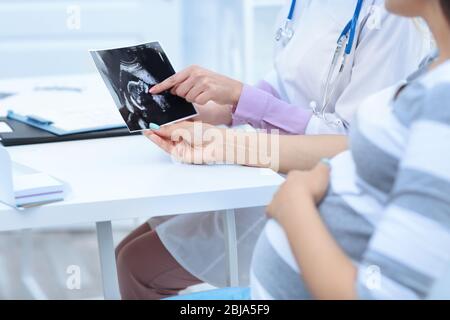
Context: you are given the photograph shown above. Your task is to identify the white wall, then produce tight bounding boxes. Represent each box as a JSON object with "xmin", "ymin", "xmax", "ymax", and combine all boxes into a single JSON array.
[
  {"xmin": 182, "ymin": 0, "xmax": 284, "ymax": 83},
  {"xmin": 0, "ymin": 0, "xmax": 183, "ymax": 78},
  {"xmin": 0, "ymin": 0, "xmax": 283, "ymax": 82}
]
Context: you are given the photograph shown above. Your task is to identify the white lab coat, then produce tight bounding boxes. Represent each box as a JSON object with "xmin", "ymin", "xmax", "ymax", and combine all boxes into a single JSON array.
[{"xmin": 149, "ymin": 0, "xmax": 428, "ymax": 287}]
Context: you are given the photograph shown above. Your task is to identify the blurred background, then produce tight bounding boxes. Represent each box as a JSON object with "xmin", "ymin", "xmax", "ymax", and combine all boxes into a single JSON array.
[
  {"xmin": 0, "ymin": 0, "xmax": 285, "ymax": 83},
  {"xmin": 0, "ymin": 0, "xmax": 285, "ymax": 299}
]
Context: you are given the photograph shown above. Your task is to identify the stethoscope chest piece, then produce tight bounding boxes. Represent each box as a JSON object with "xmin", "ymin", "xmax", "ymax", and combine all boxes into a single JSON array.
[
  {"xmin": 276, "ymin": 0, "xmax": 296, "ymax": 44},
  {"xmin": 276, "ymin": 21, "xmax": 295, "ymax": 44}
]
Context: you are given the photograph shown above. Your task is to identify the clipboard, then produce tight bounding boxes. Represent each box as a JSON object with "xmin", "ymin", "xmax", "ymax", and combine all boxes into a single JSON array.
[
  {"xmin": 7, "ymin": 110, "xmax": 125, "ymax": 136},
  {"xmin": 0, "ymin": 117, "xmax": 138, "ymax": 147},
  {"xmin": 1, "ymin": 77, "xmax": 127, "ymax": 136}
]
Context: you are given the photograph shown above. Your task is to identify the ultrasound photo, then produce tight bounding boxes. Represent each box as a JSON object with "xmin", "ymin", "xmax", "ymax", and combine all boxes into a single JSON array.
[{"xmin": 90, "ymin": 42, "xmax": 198, "ymax": 132}]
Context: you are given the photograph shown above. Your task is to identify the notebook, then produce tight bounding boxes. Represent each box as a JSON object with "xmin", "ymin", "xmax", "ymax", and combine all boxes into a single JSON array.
[
  {"xmin": 0, "ymin": 145, "xmax": 67, "ymax": 209},
  {"xmin": 12, "ymin": 163, "xmax": 67, "ymax": 208}
]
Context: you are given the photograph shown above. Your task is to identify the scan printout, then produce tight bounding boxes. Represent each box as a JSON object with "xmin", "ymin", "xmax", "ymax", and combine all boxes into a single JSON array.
[{"xmin": 91, "ymin": 42, "xmax": 198, "ymax": 132}]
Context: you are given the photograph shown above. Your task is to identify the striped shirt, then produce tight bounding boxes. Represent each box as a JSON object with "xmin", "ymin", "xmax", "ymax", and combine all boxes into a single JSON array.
[
  {"xmin": 352, "ymin": 60, "xmax": 450, "ymax": 299},
  {"xmin": 250, "ymin": 59, "xmax": 450, "ymax": 300}
]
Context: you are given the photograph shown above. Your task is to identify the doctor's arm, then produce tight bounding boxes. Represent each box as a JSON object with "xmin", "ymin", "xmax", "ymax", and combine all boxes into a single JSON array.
[
  {"xmin": 150, "ymin": 65, "xmax": 314, "ymax": 134},
  {"xmin": 144, "ymin": 122, "xmax": 347, "ymax": 173},
  {"xmin": 188, "ymin": 79, "xmax": 285, "ymax": 127}
]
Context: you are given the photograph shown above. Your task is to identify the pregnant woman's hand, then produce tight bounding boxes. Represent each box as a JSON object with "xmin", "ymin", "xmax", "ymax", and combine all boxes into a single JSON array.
[
  {"xmin": 149, "ymin": 65, "xmax": 243, "ymax": 106},
  {"xmin": 267, "ymin": 163, "xmax": 331, "ymax": 223},
  {"xmin": 144, "ymin": 121, "xmax": 228, "ymax": 165}
]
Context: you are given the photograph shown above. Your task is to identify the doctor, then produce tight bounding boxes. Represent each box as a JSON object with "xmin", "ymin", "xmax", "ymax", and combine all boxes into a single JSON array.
[{"xmin": 115, "ymin": 0, "xmax": 427, "ymax": 299}]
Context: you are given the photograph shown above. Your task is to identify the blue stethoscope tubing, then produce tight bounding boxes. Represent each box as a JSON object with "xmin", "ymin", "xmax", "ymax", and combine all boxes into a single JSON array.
[
  {"xmin": 277, "ymin": 0, "xmax": 364, "ymax": 52},
  {"xmin": 341, "ymin": 0, "xmax": 364, "ymax": 54},
  {"xmin": 277, "ymin": 0, "xmax": 365, "ymax": 127},
  {"xmin": 287, "ymin": 0, "xmax": 297, "ymax": 21},
  {"xmin": 275, "ymin": 0, "xmax": 297, "ymax": 42}
]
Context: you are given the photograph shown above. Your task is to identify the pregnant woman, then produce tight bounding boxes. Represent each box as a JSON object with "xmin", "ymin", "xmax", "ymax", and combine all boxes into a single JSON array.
[
  {"xmin": 116, "ymin": 0, "xmax": 428, "ymax": 299},
  {"xmin": 147, "ymin": 0, "xmax": 450, "ymax": 299}
]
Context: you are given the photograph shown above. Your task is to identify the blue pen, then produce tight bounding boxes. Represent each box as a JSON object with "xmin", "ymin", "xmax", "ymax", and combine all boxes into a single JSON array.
[{"xmin": 25, "ymin": 115, "xmax": 54, "ymax": 126}]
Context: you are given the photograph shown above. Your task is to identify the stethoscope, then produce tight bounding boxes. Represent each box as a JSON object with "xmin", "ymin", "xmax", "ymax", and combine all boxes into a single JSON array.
[
  {"xmin": 275, "ymin": 0, "xmax": 297, "ymax": 44},
  {"xmin": 276, "ymin": 0, "xmax": 365, "ymax": 128}
]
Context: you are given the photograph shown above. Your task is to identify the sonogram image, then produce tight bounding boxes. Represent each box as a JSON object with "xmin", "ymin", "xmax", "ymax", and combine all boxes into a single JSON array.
[{"xmin": 91, "ymin": 42, "xmax": 197, "ymax": 132}]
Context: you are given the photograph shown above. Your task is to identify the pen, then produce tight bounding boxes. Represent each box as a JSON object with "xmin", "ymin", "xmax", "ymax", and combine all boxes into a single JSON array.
[{"xmin": 25, "ymin": 115, "xmax": 53, "ymax": 126}]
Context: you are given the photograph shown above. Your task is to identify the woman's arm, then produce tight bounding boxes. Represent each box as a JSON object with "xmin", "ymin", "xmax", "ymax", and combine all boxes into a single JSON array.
[
  {"xmin": 267, "ymin": 166, "xmax": 357, "ymax": 300},
  {"xmin": 270, "ymin": 134, "xmax": 348, "ymax": 172},
  {"xmin": 227, "ymin": 131, "xmax": 348, "ymax": 172},
  {"xmin": 145, "ymin": 122, "xmax": 348, "ymax": 173}
]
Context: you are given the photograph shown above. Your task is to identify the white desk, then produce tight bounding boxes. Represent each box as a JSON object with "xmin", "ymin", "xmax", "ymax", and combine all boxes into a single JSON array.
[{"xmin": 0, "ymin": 135, "xmax": 284, "ymax": 299}]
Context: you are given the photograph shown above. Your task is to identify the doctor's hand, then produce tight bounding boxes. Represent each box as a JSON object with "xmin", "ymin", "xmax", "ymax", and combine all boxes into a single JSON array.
[
  {"xmin": 267, "ymin": 163, "xmax": 331, "ymax": 224},
  {"xmin": 143, "ymin": 121, "xmax": 228, "ymax": 165},
  {"xmin": 192, "ymin": 102, "xmax": 233, "ymax": 126},
  {"xmin": 149, "ymin": 65, "xmax": 244, "ymax": 106}
]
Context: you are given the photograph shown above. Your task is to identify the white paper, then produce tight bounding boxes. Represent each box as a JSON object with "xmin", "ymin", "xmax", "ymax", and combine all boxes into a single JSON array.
[
  {"xmin": 0, "ymin": 121, "xmax": 13, "ymax": 133},
  {"xmin": 13, "ymin": 172, "xmax": 64, "ymax": 197},
  {"xmin": 2, "ymin": 75, "xmax": 124, "ymax": 133}
]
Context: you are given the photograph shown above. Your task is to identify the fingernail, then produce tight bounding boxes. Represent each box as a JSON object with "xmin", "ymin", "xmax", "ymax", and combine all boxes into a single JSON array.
[
  {"xmin": 320, "ymin": 158, "xmax": 332, "ymax": 168},
  {"xmin": 149, "ymin": 123, "xmax": 160, "ymax": 130}
]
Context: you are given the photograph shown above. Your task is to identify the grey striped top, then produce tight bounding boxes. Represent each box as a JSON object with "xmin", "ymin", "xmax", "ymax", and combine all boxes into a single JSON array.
[
  {"xmin": 343, "ymin": 60, "xmax": 450, "ymax": 299},
  {"xmin": 250, "ymin": 58, "xmax": 450, "ymax": 300}
]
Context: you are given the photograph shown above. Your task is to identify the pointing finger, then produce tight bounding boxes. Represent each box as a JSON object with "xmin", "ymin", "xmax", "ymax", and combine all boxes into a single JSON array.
[{"xmin": 150, "ymin": 69, "xmax": 190, "ymax": 94}]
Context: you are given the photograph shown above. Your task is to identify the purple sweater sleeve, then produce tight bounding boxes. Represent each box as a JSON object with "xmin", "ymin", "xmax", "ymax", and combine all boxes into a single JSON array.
[{"xmin": 232, "ymin": 81, "xmax": 313, "ymax": 134}]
